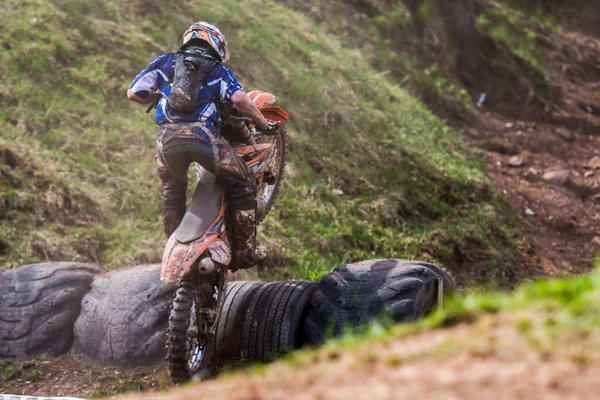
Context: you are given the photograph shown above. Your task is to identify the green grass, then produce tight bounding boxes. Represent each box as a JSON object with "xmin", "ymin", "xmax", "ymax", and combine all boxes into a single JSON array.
[
  {"xmin": 499, "ymin": 0, "xmax": 563, "ymax": 30},
  {"xmin": 0, "ymin": 359, "xmax": 44, "ymax": 385},
  {"xmin": 0, "ymin": 0, "xmax": 526, "ymax": 285},
  {"xmin": 426, "ymin": 267, "xmax": 600, "ymax": 337},
  {"xmin": 89, "ymin": 371, "xmax": 145, "ymax": 399},
  {"xmin": 476, "ymin": 6, "xmax": 549, "ymax": 77}
]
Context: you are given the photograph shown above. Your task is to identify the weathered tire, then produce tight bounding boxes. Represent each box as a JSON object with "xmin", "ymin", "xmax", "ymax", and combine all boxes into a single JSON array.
[
  {"xmin": 165, "ymin": 276, "xmax": 214, "ymax": 383},
  {"xmin": 0, "ymin": 263, "xmax": 104, "ymax": 359},
  {"xmin": 198, "ymin": 281, "xmax": 264, "ymax": 376},
  {"xmin": 303, "ymin": 260, "xmax": 457, "ymax": 345},
  {"xmin": 241, "ymin": 281, "xmax": 316, "ymax": 363},
  {"xmin": 71, "ymin": 264, "xmax": 175, "ymax": 366}
]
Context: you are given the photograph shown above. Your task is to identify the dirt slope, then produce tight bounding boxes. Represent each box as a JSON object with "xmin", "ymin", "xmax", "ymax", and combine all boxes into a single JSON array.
[
  {"xmin": 152, "ymin": 318, "xmax": 598, "ymax": 400},
  {"xmin": 274, "ymin": 0, "xmax": 600, "ymax": 284},
  {"xmin": 467, "ymin": 4, "xmax": 600, "ymax": 277}
]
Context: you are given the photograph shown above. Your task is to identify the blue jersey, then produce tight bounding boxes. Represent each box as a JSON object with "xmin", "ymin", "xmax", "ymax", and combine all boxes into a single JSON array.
[{"xmin": 129, "ymin": 52, "xmax": 244, "ymax": 135}]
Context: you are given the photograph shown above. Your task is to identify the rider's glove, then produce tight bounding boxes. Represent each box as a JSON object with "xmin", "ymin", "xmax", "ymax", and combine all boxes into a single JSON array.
[{"xmin": 261, "ymin": 121, "xmax": 279, "ymax": 133}]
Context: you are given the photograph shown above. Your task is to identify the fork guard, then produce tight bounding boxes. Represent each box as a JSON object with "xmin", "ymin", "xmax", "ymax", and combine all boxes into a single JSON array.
[{"xmin": 160, "ymin": 235, "xmax": 231, "ymax": 285}]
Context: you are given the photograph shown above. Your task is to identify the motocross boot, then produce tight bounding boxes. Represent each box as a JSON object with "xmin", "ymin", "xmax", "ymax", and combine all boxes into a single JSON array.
[
  {"xmin": 162, "ymin": 207, "xmax": 186, "ymax": 238},
  {"xmin": 231, "ymin": 207, "xmax": 267, "ymax": 270}
]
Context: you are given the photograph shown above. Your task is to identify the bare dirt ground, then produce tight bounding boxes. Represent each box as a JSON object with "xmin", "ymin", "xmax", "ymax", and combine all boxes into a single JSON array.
[
  {"xmin": 466, "ymin": 20, "xmax": 600, "ymax": 278},
  {"xmin": 134, "ymin": 313, "xmax": 600, "ymax": 400},
  {"xmin": 0, "ymin": 356, "xmax": 165, "ymax": 398}
]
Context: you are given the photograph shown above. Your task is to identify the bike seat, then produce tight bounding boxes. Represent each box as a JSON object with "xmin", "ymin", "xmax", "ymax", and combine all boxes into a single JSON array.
[{"xmin": 175, "ymin": 168, "xmax": 224, "ymax": 244}]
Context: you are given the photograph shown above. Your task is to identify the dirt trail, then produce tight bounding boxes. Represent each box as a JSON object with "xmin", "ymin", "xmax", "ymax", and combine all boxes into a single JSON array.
[
  {"xmin": 467, "ymin": 20, "xmax": 600, "ymax": 277},
  {"xmin": 4, "ymin": 313, "xmax": 598, "ymax": 400},
  {"xmin": 132, "ymin": 313, "xmax": 600, "ymax": 400},
  {"xmin": 0, "ymin": 356, "xmax": 165, "ymax": 398}
]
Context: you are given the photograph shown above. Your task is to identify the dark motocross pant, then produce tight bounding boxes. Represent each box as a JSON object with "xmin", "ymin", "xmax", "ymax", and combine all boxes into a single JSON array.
[{"xmin": 156, "ymin": 123, "xmax": 257, "ymax": 237}]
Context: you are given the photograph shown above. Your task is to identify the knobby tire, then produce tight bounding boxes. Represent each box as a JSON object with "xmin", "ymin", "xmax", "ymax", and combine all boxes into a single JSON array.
[
  {"xmin": 257, "ymin": 126, "xmax": 287, "ymax": 223},
  {"xmin": 166, "ymin": 277, "xmax": 195, "ymax": 383}
]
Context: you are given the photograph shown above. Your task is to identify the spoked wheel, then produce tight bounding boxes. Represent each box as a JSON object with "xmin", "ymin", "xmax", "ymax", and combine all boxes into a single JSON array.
[
  {"xmin": 166, "ymin": 269, "xmax": 225, "ymax": 383},
  {"xmin": 256, "ymin": 126, "xmax": 287, "ymax": 223}
]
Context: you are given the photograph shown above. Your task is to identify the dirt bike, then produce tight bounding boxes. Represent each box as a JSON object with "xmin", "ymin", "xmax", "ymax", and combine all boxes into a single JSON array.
[{"xmin": 160, "ymin": 90, "xmax": 288, "ymax": 382}]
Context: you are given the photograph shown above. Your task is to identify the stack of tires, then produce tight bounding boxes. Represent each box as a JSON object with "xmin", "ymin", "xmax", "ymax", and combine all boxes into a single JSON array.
[{"xmin": 201, "ymin": 260, "xmax": 456, "ymax": 378}]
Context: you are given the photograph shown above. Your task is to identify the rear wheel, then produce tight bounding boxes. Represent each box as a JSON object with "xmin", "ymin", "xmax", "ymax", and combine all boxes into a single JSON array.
[{"xmin": 256, "ymin": 126, "xmax": 287, "ymax": 222}]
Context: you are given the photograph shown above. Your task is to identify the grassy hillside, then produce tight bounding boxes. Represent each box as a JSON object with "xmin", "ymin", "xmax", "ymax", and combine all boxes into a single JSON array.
[{"xmin": 0, "ymin": 0, "xmax": 524, "ymax": 284}]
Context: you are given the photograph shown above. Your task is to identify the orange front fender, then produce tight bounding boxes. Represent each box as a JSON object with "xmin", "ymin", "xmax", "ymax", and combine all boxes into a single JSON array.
[
  {"xmin": 160, "ymin": 235, "xmax": 219, "ymax": 284},
  {"xmin": 261, "ymin": 106, "xmax": 289, "ymax": 125}
]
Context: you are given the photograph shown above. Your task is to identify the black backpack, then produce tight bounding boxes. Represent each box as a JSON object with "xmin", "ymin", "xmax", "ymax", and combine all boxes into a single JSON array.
[
  {"xmin": 147, "ymin": 46, "xmax": 221, "ymax": 114},
  {"xmin": 167, "ymin": 46, "xmax": 221, "ymax": 112}
]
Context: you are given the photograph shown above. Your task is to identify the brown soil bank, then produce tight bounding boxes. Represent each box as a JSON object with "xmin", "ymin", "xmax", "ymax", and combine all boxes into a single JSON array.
[
  {"xmin": 466, "ymin": 0, "xmax": 600, "ymax": 277},
  {"xmin": 131, "ymin": 313, "xmax": 599, "ymax": 400},
  {"xmin": 413, "ymin": 0, "xmax": 600, "ymax": 278},
  {"xmin": 6, "ymin": 314, "xmax": 597, "ymax": 399}
]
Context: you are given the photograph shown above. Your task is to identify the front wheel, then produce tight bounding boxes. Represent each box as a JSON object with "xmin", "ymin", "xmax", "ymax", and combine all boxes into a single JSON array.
[{"xmin": 165, "ymin": 273, "xmax": 219, "ymax": 383}]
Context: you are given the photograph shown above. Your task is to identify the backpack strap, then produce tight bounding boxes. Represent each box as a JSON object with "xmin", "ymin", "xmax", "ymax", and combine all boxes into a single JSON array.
[
  {"xmin": 193, "ymin": 78, "xmax": 222, "ymax": 105},
  {"xmin": 145, "ymin": 80, "xmax": 172, "ymax": 114}
]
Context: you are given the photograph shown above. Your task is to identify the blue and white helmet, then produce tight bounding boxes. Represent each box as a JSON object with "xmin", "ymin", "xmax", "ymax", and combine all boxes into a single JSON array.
[{"xmin": 182, "ymin": 22, "xmax": 230, "ymax": 62}]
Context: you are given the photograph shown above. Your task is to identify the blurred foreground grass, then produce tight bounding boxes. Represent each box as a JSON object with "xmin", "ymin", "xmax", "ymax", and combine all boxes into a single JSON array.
[{"xmin": 146, "ymin": 265, "xmax": 600, "ymax": 398}]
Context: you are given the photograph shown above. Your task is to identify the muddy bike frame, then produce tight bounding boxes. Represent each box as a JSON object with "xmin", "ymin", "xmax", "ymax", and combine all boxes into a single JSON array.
[{"xmin": 160, "ymin": 92, "xmax": 288, "ymax": 286}]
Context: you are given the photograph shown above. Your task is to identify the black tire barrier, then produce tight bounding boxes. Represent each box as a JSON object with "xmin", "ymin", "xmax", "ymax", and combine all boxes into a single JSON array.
[
  {"xmin": 302, "ymin": 260, "xmax": 456, "ymax": 346},
  {"xmin": 192, "ymin": 280, "xmax": 266, "ymax": 379},
  {"xmin": 0, "ymin": 260, "xmax": 457, "ymax": 369},
  {"xmin": 212, "ymin": 281, "xmax": 265, "ymax": 370},
  {"xmin": 71, "ymin": 265, "xmax": 175, "ymax": 366},
  {"xmin": 0, "ymin": 263, "xmax": 104, "ymax": 359},
  {"xmin": 240, "ymin": 281, "xmax": 316, "ymax": 363}
]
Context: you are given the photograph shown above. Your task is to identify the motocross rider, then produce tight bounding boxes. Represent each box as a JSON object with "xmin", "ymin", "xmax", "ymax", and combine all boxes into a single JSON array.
[{"xmin": 127, "ymin": 22, "xmax": 270, "ymax": 269}]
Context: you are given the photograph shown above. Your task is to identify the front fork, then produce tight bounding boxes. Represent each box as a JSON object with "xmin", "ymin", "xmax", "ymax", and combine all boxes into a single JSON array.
[{"xmin": 193, "ymin": 256, "xmax": 228, "ymax": 341}]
